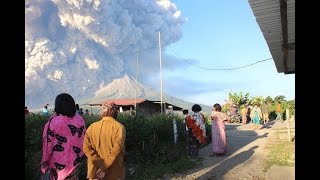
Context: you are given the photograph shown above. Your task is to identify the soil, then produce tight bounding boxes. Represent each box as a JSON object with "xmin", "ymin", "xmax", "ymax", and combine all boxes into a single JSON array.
[{"xmin": 163, "ymin": 120, "xmax": 295, "ymax": 180}]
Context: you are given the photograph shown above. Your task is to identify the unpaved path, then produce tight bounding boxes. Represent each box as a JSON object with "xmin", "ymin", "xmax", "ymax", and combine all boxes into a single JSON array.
[{"xmin": 163, "ymin": 121, "xmax": 295, "ymax": 180}]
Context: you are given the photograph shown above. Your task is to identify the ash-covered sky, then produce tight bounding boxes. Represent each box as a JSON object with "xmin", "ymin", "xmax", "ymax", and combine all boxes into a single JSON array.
[
  {"xmin": 25, "ymin": 0, "xmax": 187, "ymax": 109},
  {"xmin": 26, "ymin": 0, "xmax": 295, "ymax": 109}
]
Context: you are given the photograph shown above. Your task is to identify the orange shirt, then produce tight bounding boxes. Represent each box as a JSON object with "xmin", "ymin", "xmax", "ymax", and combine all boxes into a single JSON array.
[{"xmin": 276, "ymin": 104, "xmax": 281, "ymax": 112}]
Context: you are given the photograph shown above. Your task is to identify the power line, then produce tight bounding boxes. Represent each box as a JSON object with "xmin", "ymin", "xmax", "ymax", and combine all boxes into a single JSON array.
[{"xmin": 168, "ymin": 47, "xmax": 273, "ymax": 71}]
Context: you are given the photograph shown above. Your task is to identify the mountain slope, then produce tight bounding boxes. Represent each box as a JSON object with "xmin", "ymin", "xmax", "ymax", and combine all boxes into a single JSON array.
[{"xmin": 80, "ymin": 74, "xmax": 212, "ymax": 115}]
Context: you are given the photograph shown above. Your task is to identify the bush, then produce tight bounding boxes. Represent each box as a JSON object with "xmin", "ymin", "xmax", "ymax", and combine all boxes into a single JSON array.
[{"xmin": 25, "ymin": 112, "xmax": 193, "ymax": 179}]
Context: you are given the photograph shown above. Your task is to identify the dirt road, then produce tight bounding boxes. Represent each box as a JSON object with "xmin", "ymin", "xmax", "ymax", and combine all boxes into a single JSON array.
[{"xmin": 164, "ymin": 121, "xmax": 295, "ymax": 180}]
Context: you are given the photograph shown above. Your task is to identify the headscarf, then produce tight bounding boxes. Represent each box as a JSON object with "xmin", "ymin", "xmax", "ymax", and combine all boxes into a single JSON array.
[{"xmin": 100, "ymin": 102, "xmax": 118, "ymax": 119}]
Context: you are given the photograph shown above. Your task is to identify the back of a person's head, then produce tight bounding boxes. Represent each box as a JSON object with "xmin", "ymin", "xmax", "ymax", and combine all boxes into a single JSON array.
[
  {"xmin": 213, "ymin": 103, "xmax": 222, "ymax": 112},
  {"xmin": 192, "ymin": 104, "xmax": 202, "ymax": 112},
  {"xmin": 101, "ymin": 102, "xmax": 118, "ymax": 119},
  {"xmin": 54, "ymin": 93, "xmax": 76, "ymax": 118},
  {"xmin": 182, "ymin": 109, "xmax": 189, "ymax": 115}
]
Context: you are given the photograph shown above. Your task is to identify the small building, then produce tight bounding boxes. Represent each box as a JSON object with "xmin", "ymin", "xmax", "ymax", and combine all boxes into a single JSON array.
[
  {"xmin": 248, "ymin": 0, "xmax": 295, "ymax": 74},
  {"xmin": 86, "ymin": 98, "xmax": 183, "ymax": 115}
]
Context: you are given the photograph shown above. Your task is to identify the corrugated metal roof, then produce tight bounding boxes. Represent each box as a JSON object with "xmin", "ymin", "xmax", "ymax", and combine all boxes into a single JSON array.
[
  {"xmin": 248, "ymin": 0, "xmax": 295, "ymax": 74},
  {"xmin": 86, "ymin": 98, "xmax": 183, "ymax": 110},
  {"xmin": 101, "ymin": 98, "xmax": 146, "ymax": 106}
]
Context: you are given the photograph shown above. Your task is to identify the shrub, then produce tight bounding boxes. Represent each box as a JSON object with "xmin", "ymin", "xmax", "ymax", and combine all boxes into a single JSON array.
[{"xmin": 25, "ymin": 112, "xmax": 195, "ymax": 179}]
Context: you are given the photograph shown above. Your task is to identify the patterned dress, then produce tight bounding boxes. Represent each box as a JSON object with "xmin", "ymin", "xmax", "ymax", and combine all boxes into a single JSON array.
[
  {"xmin": 211, "ymin": 111, "xmax": 229, "ymax": 155},
  {"xmin": 41, "ymin": 114, "xmax": 86, "ymax": 180},
  {"xmin": 185, "ymin": 112, "xmax": 206, "ymax": 156}
]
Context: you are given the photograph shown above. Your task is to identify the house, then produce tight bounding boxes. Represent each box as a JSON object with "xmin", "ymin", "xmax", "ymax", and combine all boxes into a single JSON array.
[
  {"xmin": 248, "ymin": 0, "xmax": 295, "ymax": 74},
  {"xmin": 86, "ymin": 98, "xmax": 183, "ymax": 114}
]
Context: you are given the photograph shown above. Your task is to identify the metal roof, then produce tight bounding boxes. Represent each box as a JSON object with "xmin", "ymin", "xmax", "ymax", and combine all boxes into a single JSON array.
[
  {"xmin": 86, "ymin": 98, "xmax": 183, "ymax": 110},
  {"xmin": 248, "ymin": 0, "xmax": 295, "ymax": 74},
  {"xmin": 87, "ymin": 98, "xmax": 146, "ymax": 106}
]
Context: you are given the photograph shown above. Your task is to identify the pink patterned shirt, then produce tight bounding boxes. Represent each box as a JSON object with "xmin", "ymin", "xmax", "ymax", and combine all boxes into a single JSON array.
[{"xmin": 41, "ymin": 114, "xmax": 86, "ymax": 180}]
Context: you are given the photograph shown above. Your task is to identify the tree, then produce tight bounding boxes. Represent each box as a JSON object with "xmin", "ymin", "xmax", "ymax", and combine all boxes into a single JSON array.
[
  {"xmin": 251, "ymin": 96, "xmax": 264, "ymax": 105},
  {"xmin": 265, "ymin": 96, "xmax": 273, "ymax": 103},
  {"xmin": 228, "ymin": 92, "xmax": 250, "ymax": 107},
  {"xmin": 274, "ymin": 95, "xmax": 286, "ymax": 102}
]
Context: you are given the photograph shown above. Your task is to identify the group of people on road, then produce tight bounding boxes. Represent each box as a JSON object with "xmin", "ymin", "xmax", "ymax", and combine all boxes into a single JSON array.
[
  {"xmin": 40, "ymin": 93, "xmax": 126, "ymax": 180},
  {"xmin": 184, "ymin": 100, "xmax": 284, "ymax": 158},
  {"xmin": 184, "ymin": 103, "xmax": 229, "ymax": 158}
]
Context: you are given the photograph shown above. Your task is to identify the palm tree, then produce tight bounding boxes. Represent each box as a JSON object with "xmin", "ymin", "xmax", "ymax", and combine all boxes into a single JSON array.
[{"xmin": 228, "ymin": 92, "xmax": 250, "ymax": 107}]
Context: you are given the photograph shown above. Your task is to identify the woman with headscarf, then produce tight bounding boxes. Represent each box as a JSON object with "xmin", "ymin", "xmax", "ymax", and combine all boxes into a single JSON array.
[
  {"xmin": 250, "ymin": 103, "xmax": 263, "ymax": 130},
  {"xmin": 185, "ymin": 104, "xmax": 206, "ymax": 156},
  {"xmin": 83, "ymin": 102, "xmax": 126, "ymax": 180},
  {"xmin": 210, "ymin": 103, "xmax": 230, "ymax": 156},
  {"xmin": 40, "ymin": 93, "xmax": 86, "ymax": 180}
]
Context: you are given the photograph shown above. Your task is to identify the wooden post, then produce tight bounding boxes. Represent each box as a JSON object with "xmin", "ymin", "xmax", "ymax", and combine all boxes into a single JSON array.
[
  {"xmin": 173, "ymin": 118, "xmax": 177, "ymax": 144},
  {"xmin": 286, "ymin": 108, "xmax": 291, "ymax": 141}
]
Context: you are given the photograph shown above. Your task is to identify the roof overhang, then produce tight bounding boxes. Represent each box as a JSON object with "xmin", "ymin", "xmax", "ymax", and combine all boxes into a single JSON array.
[{"xmin": 248, "ymin": 0, "xmax": 295, "ymax": 74}]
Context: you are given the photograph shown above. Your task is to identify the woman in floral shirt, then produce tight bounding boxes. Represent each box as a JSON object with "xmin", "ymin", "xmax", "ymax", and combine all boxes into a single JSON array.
[{"xmin": 40, "ymin": 93, "xmax": 86, "ymax": 180}]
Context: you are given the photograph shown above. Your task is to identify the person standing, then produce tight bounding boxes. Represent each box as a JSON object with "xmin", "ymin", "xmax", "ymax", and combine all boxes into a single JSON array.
[
  {"xmin": 40, "ymin": 93, "xmax": 86, "ymax": 180},
  {"xmin": 210, "ymin": 103, "xmax": 230, "ymax": 156},
  {"xmin": 261, "ymin": 101, "xmax": 270, "ymax": 124},
  {"xmin": 25, "ymin": 106, "xmax": 30, "ymax": 118},
  {"xmin": 84, "ymin": 109, "xmax": 90, "ymax": 116},
  {"xmin": 185, "ymin": 104, "xmax": 206, "ymax": 157},
  {"xmin": 75, "ymin": 104, "xmax": 80, "ymax": 114},
  {"xmin": 276, "ymin": 101, "xmax": 283, "ymax": 122},
  {"xmin": 240, "ymin": 105, "xmax": 248, "ymax": 125},
  {"xmin": 250, "ymin": 103, "xmax": 263, "ymax": 130},
  {"xmin": 83, "ymin": 102, "xmax": 126, "ymax": 180},
  {"xmin": 79, "ymin": 108, "xmax": 84, "ymax": 116},
  {"xmin": 182, "ymin": 109, "xmax": 189, "ymax": 132},
  {"xmin": 42, "ymin": 104, "xmax": 49, "ymax": 116}
]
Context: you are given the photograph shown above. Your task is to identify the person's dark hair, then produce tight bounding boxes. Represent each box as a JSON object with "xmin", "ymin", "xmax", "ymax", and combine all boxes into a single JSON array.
[
  {"xmin": 182, "ymin": 109, "xmax": 189, "ymax": 115},
  {"xmin": 75, "ymin": 104, "xmax": 80, "ymax": 111},
  {"xmin": 213, "ymin": 103, "xmax": 222, "ymax": 112},
  {"xmin": 191, "ymin": 104, "xmax": 202, "ymax": 112},
  {"xmin": 25, "ymin": 106, "xmax": 28, "ymax": 109},
  {"xmin": 54, "ymin": 93, "xmax": 76, "ymax": 118}
]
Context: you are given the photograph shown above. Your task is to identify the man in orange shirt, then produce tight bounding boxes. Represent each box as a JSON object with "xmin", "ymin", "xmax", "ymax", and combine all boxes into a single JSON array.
[{"xmin": 276, "ymin": 102, "xmax": 282, "ymax": 122}]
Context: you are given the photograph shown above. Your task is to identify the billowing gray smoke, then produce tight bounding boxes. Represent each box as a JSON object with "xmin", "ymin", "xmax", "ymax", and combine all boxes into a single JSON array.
[{"xmin": 25, "ymin": 0, "xmax": 185, "ymax": 109}]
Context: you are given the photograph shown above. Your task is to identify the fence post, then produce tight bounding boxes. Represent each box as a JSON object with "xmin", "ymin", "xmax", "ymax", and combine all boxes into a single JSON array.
[
  {"xmin": 286, "ymin": 108, "xmax": 291, "ymax": 141},
  {"xmin": 173, "ymin": 118, "xmax": 177, "ymax": 144}
]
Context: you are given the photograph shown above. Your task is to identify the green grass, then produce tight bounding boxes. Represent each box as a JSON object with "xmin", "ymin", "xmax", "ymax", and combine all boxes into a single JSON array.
[
  {"xmin": 127, "ymin": 157, "xmax": 197, "ymax": 179},
  {"xmin": 263, "ymin": 133, "xmax": 295, "ymax": 172}
]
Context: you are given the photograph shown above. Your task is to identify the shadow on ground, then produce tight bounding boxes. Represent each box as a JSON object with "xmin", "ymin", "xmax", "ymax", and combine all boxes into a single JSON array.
[{"xmin": 168, "ymin": 123, "xmax": 272, "ymax": 179}]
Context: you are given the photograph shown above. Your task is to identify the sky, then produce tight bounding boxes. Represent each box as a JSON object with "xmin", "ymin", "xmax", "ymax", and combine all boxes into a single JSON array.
[
  {"xmin": 25, "ymin": 0, "xmax": 295, "ymax": 109},
  {"xmin": 147, "ymin": 0, "xmax": 295, "ymax": 106}
]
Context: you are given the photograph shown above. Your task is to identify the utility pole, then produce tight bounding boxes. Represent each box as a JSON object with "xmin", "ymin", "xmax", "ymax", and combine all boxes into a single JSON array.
[
  {"xmin": 159, "ymin": 31, "xmax": 163, "ymax": 115},
  {"xmin": 135, "ymin": 49, "xmax": 139, "ymax": 111}
]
